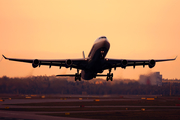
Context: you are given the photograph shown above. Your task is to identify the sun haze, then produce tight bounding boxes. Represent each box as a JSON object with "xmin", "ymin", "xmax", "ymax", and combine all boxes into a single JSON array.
[{"xmin": 0, "ymin": 0, "xmax": 179, "ymax": 79}]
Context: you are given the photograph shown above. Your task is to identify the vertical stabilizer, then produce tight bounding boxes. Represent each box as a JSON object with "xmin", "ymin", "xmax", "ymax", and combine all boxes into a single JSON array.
[{"xmin": 82, "ymin": 51, "xmax": 85, "ymax": 58}]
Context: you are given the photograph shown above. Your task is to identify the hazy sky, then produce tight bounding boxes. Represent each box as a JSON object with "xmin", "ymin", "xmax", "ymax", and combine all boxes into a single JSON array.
[{"xmin": 0, "ymin": 0, "xmax": 180, "ymax": 80}]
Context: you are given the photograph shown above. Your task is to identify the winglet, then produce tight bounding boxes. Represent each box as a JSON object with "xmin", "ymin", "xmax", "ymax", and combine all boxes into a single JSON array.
[
  {"xmin": 2, "ymin": 54, "xmax": 7, "ymax": 59},
  {"xmin": 174, "ymin": 56, "xmax": 178, "ymax": 60}
]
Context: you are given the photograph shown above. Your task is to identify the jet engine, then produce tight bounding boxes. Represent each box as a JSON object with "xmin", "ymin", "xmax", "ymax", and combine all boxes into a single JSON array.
[
  {"xmin": 148, "ymin": 59, "xmax": 156, "ymax": 68},
  {"xmin": 121, "ymin": 59, "xmax": 128, "ymax": 68},
  {"xmin": 66, "ymin": 59, "xmax": 72, "ymax": 67},
  {"xmin": 32, "ymin": 59, "xmax": 40, "ymax": 68}
]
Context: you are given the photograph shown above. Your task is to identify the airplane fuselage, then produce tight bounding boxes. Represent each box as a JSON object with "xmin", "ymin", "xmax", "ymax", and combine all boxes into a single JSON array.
[{"xmin": 81, "ymin": 36, "xmax": 110, "ymax": 80}]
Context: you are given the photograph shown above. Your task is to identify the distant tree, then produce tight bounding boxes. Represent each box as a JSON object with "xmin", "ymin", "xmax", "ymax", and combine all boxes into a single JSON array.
[{"xmin": 0, "ymin": 76, "xmax": 180, "ymax": 95}]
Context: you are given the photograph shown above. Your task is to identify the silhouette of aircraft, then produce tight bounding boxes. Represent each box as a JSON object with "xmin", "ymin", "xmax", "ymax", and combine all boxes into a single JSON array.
[{"xmin": 2, "ymin": 36, "xmax": 177, "ymax": 81}]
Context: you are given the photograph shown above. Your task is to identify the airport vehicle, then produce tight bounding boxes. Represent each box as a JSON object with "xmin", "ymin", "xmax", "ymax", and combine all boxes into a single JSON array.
[{"xmin": 2, "ymin": 36, "xmax": 176, "ymax": 81}]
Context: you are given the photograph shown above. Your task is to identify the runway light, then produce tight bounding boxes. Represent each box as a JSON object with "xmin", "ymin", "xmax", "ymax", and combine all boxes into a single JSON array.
[
  {"xmin": 126, "ymin": 108, "xmax": 128, "ymax": 110},
  {"xmin": 61, "ymin": 98, "xmax": 66, "ymax": 100},
  {"xmin": 0, "ymin": 99, "xmax": 4, "ymax": 102},
  {"xmin": 94, "ymin": 99, "xmax": 100, "ymax": 101},
  {"xmin": 141, "ymin": 97, "xmax": 146, "ymax": 100},
  {"xmin": 5, "ymin": 107, "xmax": 9, "ymax": 109},
  {"xmin": 9, "ymin": 98, "xmax": 11, "ymax": 100},
  {"xmin": 31, "ymin": 95, "xmax": 37, "ymax": 97},
  {"xmin": 41, "ymin": 96, "xmax": 45, "ymax": 98},
  {"xmin": 25, "ymin": 97, "xmax": 31, "ymax": 99},
  {"xmin": 65, "ymin": 113, "xmax": 70, "ymax": 115},
  {"xmin": 141, "ymin": 108, "xmax": 145, "ymax": 111},
  {"xmin": 146, "ymin": 98, "xmax": 154, "ymax": 100},
  {"xmin": 79, "ymin": 98, "xmax": 83, "ymax": 100}
]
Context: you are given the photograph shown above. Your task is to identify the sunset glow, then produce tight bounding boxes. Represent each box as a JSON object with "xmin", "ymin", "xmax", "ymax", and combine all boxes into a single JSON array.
[{"xmin": 0, "ymin": 0, "xmax": 179, "ymax": 79}]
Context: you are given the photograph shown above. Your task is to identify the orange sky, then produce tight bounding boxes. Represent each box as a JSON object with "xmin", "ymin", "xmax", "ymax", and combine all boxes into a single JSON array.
[{"xmin": 0, "ymin": 0, "xmax": 180, "ymax": 80}]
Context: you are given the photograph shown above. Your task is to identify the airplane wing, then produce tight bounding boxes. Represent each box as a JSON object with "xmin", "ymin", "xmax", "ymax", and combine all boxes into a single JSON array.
[
  {"xmin": 103, "ymin": 56, "xmax": 177, "ymax": 70},
  {"xmin": 2, "ymin": 55, "xmax": 88, "ymax": 70}
]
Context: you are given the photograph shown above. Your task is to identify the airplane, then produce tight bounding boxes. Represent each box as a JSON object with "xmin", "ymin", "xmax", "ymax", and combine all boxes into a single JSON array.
[{"xmin": 2, "ymin": 36, "xmax": 177, "ymax": 81}]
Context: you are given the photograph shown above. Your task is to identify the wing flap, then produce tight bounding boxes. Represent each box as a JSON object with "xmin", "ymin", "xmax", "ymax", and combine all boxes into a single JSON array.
[
  {"xmin": 104, "ymin": 56, "xmax": 177, "ymax": 69},
  {"xmin": 2, "ymin": 54, "xmax": 87, "ymax": 69}
]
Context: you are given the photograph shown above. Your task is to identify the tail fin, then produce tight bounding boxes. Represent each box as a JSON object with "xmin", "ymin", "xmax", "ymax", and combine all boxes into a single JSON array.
[{"xmin": 82, "ymin": 51, "xmax": 85, "ymax": 58}]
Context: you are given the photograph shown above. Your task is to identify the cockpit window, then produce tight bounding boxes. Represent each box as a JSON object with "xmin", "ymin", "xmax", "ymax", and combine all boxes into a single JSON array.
[
  {"xmin": 94, "ymin": 36, "xmax": 107, "ymax": 43},
  {"xmin": 99, "ymin": 36, "xmax": 106, "ymax": 39}
]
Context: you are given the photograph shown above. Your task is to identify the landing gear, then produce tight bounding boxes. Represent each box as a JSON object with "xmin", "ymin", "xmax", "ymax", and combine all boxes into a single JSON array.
[
  {"xmin": 106, "ymin": 69, "xmax": 113, "ymax": 81},
  {"xmin": 75, "ymin": 73, "xmax": 81, "ymax": 81},
  {"xmin": 106, "ymin": 73, "xmax": 113, "ymax": 81},
  {"xmin": 75, "ymin": 69, "xmax": 81, "ymax": 81},
  {"xmin": 101, "ymin": 50, "xmax": 104, "ymax": 58}
]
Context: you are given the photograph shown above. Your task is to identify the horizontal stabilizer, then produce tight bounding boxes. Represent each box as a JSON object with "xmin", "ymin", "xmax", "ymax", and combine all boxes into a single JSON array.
[
  {"xmin": 96, "ymin": 74, "xmax": 108, "ymax": 77},
  {"xmin": 56, "ymin": 74, "xmax": 76, "ymax": 77}
]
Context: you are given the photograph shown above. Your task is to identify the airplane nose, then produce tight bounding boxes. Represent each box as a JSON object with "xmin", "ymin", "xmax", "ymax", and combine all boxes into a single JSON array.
[{"xmin": 102, "ymin": 39, "xmax": 110, "ymax": 49}]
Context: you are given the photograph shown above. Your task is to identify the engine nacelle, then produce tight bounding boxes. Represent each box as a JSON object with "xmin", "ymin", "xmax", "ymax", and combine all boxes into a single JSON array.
[
  {"xmin": 32, "ymin": 59, "xmax": 40, "ymax": 68},
  {"xmin": 148, "ymin": 59, "xmax": 156, "ymax": 68},
  {"xmin": 66, "ymin": 59, "xmax": 72, "ymax": 67},
  {"xmin": 121, "ymin": 59, "xmax": 128, "ymax": 68}
]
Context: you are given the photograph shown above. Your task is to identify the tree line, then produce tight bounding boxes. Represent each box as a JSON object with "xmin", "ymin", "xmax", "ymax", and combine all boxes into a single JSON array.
[{"xmin": 0, "ymin": 75, "xmax": 179, "ymax": 95}]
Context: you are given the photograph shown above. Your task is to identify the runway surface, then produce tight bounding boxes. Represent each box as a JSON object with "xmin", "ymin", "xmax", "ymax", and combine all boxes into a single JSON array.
[{"xmin": 0, "ymin": 94, "xmax": 180, "ymax": 120}]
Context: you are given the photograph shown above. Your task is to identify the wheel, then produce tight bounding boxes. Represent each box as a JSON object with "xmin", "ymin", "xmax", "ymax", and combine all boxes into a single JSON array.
[
  {"xmin": 106, "ymin": 73, "xmax": 110, "ymax": 81},
  {"xmin": 110, "ymin": 76, "xmax": 113, "ymax": 81},
  {"xmin": 78, "ymin": 73, "xmax": 81, "ymax": 81},
  {"xmin": 111, "ymin": 73, "xmax": 113, "ymax": 77},
  {"xmin": 75, "ymin": 73, "xmax": 78, "ymax": 81},
  {"xmin": 110, "ymin": 73, "xmax": 113, "ymax": 81},
  {"xmin": 106, "ymin": 76, "xmax": 109, "ymax": 81}
]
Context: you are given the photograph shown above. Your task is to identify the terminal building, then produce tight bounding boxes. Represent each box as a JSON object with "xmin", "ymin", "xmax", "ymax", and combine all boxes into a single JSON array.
[{"xmin": 139, "ymin": 72, "xmax": 162, "ymax": 86}]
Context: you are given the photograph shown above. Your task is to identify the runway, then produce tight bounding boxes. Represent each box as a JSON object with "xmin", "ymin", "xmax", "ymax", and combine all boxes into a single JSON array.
[
  {"xmin": 0, "ymin": 95, "xmax": 180, "ymax": 120},
  {"xmin": 0, "ymin": 110, "xmax": 93, "ymax": 120}
]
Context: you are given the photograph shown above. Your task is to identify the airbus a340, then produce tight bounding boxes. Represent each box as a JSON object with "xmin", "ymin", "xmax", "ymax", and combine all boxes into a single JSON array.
[{"xmin": 2, "ymin": 36, "xmax": 176, "ymax": 81}]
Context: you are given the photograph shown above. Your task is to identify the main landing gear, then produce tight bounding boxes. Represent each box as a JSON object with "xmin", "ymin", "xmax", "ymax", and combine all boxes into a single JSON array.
[
  {"xmin": 75, "ymin": 69, "xmax": 81, "ymax": 81},
  {"xmin": 106, "ymin": 69, "xmax": 113, "ymax": 81}
]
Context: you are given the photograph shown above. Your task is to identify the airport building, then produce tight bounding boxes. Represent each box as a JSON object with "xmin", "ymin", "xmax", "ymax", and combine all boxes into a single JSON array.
[{"xmin": 139, "ymin": 72, "xmax": 162, "ymax": 86}]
